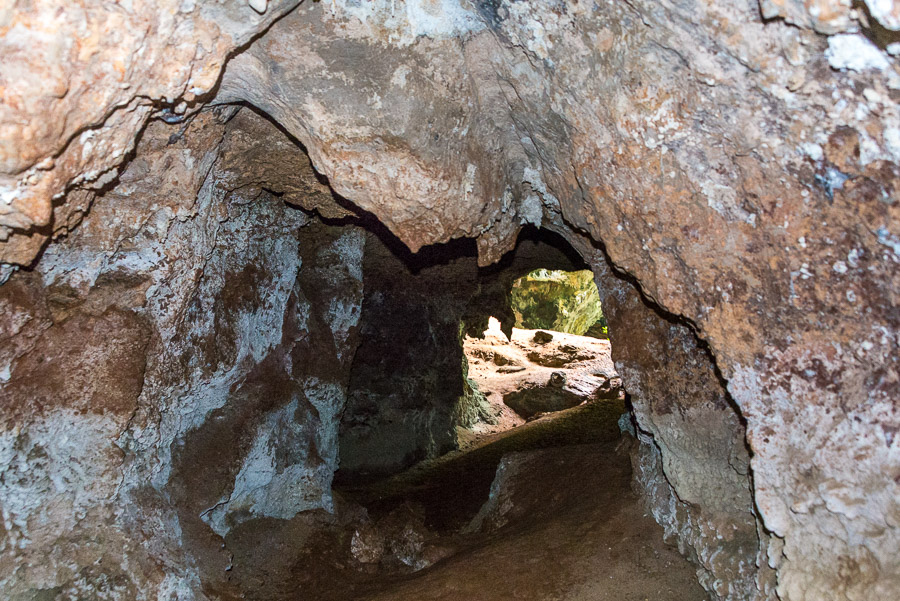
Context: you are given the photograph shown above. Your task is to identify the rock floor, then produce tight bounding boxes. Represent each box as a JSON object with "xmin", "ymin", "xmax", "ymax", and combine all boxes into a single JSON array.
[
  {"xmin": 463, "ymin": 325, "xmax": 622, "ymax": 432},
  {"xmin": 332, "ymin": 399, "xmax": 706, "ymax": 601},
  {"xmin": 355, "ymin": 441, "xmax": 706, "ymax": 601}
]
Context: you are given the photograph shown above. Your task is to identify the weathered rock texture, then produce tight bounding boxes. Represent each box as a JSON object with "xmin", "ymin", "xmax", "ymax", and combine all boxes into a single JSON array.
[
  {"xmin": 0, "ymin": 105, "xmax": 593, "ymax": 599},
  {"xmin": 2, "ymin": 1, "xmax": 900, "ymax": 600},
  {"xmin": 595, "ymin": 254, "xmax": 766, "ymax": 600},
  {"xmin": 0, "ymin": 0, "xmax": 306, "ymax": 268},
  {"xmin": 208, "ymin": 3, "xmax": 900, "ymax": 599},
  {"xmin": 0, "ymin": 106, "xmax": 366, "ymax": 598}
]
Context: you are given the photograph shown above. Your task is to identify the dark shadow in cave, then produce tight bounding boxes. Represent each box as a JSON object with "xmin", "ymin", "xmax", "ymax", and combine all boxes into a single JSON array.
[{"xmin": 331, "ymin": 225, "xmax": 627, "ymax": 535}]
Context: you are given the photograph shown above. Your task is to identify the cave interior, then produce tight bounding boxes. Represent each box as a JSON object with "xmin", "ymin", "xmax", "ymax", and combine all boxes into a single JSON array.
[{"xmin": 1, "ymin": 1, "xmax": 899, "ymax": 601}]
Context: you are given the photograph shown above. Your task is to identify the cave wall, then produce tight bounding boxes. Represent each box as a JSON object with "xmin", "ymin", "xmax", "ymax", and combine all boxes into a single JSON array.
[
  {"xmin": 0, "ymin": 0, "xmax": 305, "ymax": 267},
  {"xmin": 579, "ymin": 235, "xmax": 768, "ymax": 599},
  {"xmin": 0, "ymin": 108, "xmax": 368, "ymax": 598},
  {"xmin": 1, "ymin": 1, "xmax": 899, "ymax": 600},
  {"xmin": 2, "ymin": 103, "xmax": 586, "ymax": 596}
]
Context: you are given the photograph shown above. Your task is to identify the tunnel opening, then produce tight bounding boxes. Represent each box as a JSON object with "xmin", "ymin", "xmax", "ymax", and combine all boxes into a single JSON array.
[
  {"xmin": 0, "ymin": 103, "xmax": 758, "ymax": 601},
  {"xmin": 331, "ymin": 223, "xmax": 625, "ymax": 483},
  {"xmin": 509, "ymin": 267, "xmax": 608, "ymax": 339},
  {"xmin": 332, "ymin": 223, "xmax": 621, "ymax": 480},
  {"xmin": 461, "ymin": 262, "xmax": 619, "ymax": 437},
  {"xmin": 299, "ymin": 219, "xmax": 700, "ymax": 601},
  {"xmin": 185, "ymin": 200, "xmax": 713, "ymax": 601}
]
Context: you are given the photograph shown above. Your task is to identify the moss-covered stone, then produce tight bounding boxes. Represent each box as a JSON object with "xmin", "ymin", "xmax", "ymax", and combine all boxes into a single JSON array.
[{"xmin": 510, "ymin": 269, "xmax": 603, "ymax": 336}]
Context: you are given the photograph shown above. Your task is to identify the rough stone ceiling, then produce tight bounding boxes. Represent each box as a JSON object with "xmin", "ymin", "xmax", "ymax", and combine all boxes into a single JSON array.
[
  {"xmin": 1, "ymin": 1, "xmax": 899, "ymax": 601},
  {"xmin": 2, "ymin": 0, "xmax": 899, "ymax": 266}
]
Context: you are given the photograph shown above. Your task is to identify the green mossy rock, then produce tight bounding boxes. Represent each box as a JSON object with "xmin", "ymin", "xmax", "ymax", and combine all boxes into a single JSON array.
[{"xmin": 510, "ymin": 269, "xmax": 604, "ymax": 336}]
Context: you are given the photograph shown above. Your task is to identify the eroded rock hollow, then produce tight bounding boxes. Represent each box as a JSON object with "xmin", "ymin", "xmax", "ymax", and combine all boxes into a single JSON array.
[{"xmin": 1, "ymin": 1, "xmax": 898, "ymax": 600}]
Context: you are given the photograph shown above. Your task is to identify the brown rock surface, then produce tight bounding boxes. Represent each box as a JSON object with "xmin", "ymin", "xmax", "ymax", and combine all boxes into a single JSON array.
[
  {"xmin": 0, "ymin": 0, "xmax": 302, "ymax": 264},
  {"xmin": 0, "ymin": 105, "xmax": 364, "ymax": 598},
  {"xmin": 210, "ymin": 4, "xmax": 900, "ymax": 598}
]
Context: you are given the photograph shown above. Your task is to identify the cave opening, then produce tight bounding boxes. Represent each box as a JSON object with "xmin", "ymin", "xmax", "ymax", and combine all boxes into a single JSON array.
[
  {"xmin": 332, "ymin": 223, "xmax": 620, "ymax": 482},
  {"xmin": 273, "ymin": 217, "xmax": 700, "ymax": 601},
  {"xmin": 508, "ymin": 267, "xmax": 608, "ymax": 339},
  {"xmin": 159, "ymin": 195, "xmax": 741, "ymax": 601},
  {"xmin": 0, "ymin": 104, "xmax": 735, "ymax": 601}
]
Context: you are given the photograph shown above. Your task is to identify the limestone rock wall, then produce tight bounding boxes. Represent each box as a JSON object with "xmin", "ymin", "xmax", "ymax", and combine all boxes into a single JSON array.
[
  {"xmin": 0, "ymin": 108, "xmax": 368, "ymax": 598},
  {"xmin": 339, "ymin": 234, "xmax": 479, "ymax": 477},
  {"xmin": 599, "ymin": 253, "xmax": 766, "ymax": 599},
  {"xmin": 556, "ymin": 228, "xmax": 767, "ymax": 600}
]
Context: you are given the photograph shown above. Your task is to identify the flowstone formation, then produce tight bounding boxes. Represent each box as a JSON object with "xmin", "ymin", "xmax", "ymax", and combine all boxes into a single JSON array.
[{"xmin": 1, "ymin": 1, "xmax": 899, "ymax": 601}]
